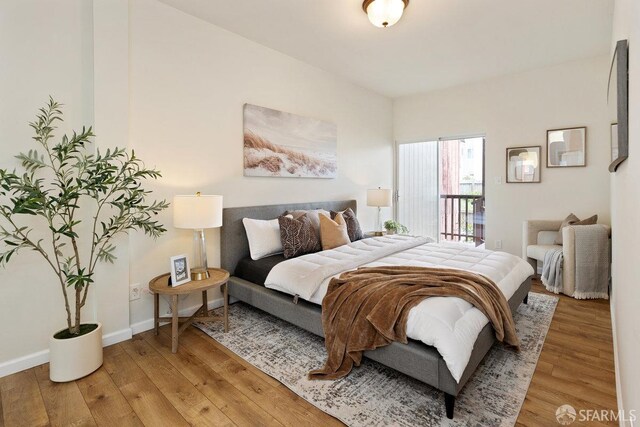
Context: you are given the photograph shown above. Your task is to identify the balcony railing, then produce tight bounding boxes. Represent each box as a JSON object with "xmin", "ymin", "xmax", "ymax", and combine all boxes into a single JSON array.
[{"xmin": 440, "ymin": 194, "xmax": 485, "ymax": 246}]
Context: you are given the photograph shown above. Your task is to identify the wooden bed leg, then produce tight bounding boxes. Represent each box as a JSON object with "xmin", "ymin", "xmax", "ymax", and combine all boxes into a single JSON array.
[
  {"xmin": 444, "ymin": 393, "xmax": 455, "ymax": 419},
  {"xmin": 523, "ymin": 293, "xmax": 529, "ymax": 305}
]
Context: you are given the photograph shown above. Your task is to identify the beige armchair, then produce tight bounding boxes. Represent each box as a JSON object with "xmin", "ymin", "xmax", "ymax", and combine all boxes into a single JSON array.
[{"xmin": 522, "ymin": 220, "xmax": 611, "ymax": 296}]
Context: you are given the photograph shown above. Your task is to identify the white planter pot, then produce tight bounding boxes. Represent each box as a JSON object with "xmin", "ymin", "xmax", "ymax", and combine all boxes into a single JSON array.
[{"xmin": 49, "ymin": 322, "xmax": 103, "ymax": 382}]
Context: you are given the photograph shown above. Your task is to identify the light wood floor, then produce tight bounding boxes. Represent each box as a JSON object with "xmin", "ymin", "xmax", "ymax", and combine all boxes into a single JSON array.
[{"xmin": 0, "ymin": 280, "xmax": 617, "ymax": 427}]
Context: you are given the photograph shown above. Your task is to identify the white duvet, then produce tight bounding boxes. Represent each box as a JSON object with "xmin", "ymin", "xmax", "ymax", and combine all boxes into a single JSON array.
[{"xmin": 264, "ymin": 235, "xmax": 534, "ymax": 382}]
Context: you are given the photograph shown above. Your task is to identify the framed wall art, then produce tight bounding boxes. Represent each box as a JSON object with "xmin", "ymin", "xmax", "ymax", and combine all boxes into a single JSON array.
[
  {"xmin": 243, "ymin": 104, "xmax": 337, "ymax": 179},
  {"xmin": 611, "ymin": 123, "xmax": 619, "ymax": 164},
  {"xmin": 546, "ymin": 127, "xmax": 586, "ymax": 168},
  {"xmin": 608, "ymin": 39, "xmax": 629, "ymax": 172},
  {"xmin": 506, "ymin": 146, "xmax": 541, "ymax": 183}
]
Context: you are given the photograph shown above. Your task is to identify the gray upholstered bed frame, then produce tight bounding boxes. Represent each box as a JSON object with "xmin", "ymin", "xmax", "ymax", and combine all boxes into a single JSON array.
[{"xmin": 220, "ymin": 200, "xmax": 532, "ymax": 419}]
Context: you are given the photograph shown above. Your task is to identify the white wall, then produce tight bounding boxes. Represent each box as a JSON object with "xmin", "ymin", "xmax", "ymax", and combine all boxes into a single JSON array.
[
  {"xmin": 0, "ymin": 0, "xmax": 96, "ymax": 368},
  {"xmin": 0, "ymin": 0, "xmax": 393, "ymax": 373},
  {"xmin": 610, "ymin": 0, "xmax": 640, "ymax": 423},
  {"xmin": 127, "ymin": 0, "xmax": 394, "ymax": 326},
  {"xmin": 92, "ymin": 0, "xmax": 132, "ymax": 349},
  {"xmin": 394, "ymin": 56, "xmax": 611, "ymax": 256}
]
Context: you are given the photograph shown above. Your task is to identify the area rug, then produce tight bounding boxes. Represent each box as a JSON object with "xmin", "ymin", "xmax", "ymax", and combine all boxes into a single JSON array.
[{"xmin": 195, "ymin": 292, "xmax": 558, "ymax": 427}]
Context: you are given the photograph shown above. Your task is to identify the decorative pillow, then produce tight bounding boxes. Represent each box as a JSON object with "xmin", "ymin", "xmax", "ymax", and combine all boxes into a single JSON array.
[
  {"xmin": 278, "ymin": 214, "xmax": 321, "ymax": 259},
  {"xmin": 284, "ymin": 209, "xmax": 328, "ymax": 247},
  {"xmin": 243, "ymin": 217, "xmax": 285, "ymax": 260},
  {"xmin": 330, "ymin": 208, "xmax": 363, "ymax": 242},
  {"xmin": 319, "ymin": 212, "xmax": 351, "ymax": 250},
  {"xmin": 555, "ymin": 213, "xmax": 598, "ymax": 245},
  {"xmin": 577, "ymin": 214, "xmax": 598, "ymax": 224}
]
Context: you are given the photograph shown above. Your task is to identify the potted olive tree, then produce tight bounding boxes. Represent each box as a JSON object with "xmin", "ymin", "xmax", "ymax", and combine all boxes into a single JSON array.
[{"xmin": 0, "ymin": 99, "xmax": 168, "ymax": 381}]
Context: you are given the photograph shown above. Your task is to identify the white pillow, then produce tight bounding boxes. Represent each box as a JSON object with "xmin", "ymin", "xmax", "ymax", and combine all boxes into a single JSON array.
[{"xmin": 242, "ymin": 217, "xmax": 284, "ymax": 260}]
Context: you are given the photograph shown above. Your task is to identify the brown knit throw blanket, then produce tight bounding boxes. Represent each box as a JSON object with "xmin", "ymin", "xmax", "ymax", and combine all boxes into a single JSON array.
[{"xmin": 309, "ymin": 266, "xmax": 520, "ymax": 380}]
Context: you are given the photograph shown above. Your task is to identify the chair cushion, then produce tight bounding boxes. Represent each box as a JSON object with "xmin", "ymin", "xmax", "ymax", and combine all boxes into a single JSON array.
[
  {"xmin": 527, "ymin": 244, "xmax": 562, "ymax": 261},
  {"xmin": 537, "ymin": 230, "xmax": 559, "ymax": 245}
]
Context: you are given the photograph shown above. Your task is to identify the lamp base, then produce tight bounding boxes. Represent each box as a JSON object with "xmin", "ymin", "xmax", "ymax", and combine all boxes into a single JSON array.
[{"xmin": 191, "ymin": 268, "xmax": 210, "ymax": 281}]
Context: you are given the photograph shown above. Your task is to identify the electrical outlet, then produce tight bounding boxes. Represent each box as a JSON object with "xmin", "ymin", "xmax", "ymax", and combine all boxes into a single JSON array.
[
  {"xmin": 129, "ymin": 283, "xmax": 141, "ymax": 301},
  {"xmin": 495, "ymin": 240, "xmax": 502, "ymax": 250}
]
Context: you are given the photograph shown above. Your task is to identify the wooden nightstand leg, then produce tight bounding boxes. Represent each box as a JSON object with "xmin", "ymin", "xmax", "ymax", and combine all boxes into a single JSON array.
[
  {"xmin": 202, "ymin": 290, "xmax": 208, "ymax": 316},
  {"xmin": 223, "ymin": 282, "xmax": 229, "ymax": 332},
  {"xmin": 154, "ymin": 293, "xmax": 159, "ymax": 335},
  {"xmin": 171, "ymin": 294, "xmax": 179, "ymax": 353}
]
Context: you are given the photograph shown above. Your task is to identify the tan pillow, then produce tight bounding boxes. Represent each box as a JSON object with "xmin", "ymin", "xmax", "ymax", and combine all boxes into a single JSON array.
[
  {"xmin": 555, "ymin": 213, "xmax": 598, "ymax": 245},
  {"xmin": 319, "ymin": 212, "xmax": 350, "ymax": 250}
]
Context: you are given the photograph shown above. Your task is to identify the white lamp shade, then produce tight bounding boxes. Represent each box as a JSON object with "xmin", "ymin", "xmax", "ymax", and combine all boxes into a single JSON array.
[
  {"xmin": 173, "ymin": 194, "xmax": 223, "ymax": 229},
  {"xmin": 365, "ymin": 0, "xmax": 406, "ymax": 28},
  {"xmin": 367, "ymin": 188, "xmax": 392, "ymax": 207}
]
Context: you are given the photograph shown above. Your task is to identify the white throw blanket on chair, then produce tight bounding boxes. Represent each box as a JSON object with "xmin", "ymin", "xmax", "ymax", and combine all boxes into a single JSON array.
[{"xmin": 541, "ymin": 248, "xmax": 563, "ymax": 294}]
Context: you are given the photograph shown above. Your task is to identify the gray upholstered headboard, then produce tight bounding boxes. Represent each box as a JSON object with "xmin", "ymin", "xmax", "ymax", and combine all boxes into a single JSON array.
[{"xmin": 221, "ymin": 200, "xmax": 357, "ymax": 275}]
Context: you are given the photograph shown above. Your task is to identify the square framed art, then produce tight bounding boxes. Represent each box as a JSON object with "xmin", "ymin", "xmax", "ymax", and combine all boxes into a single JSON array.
[
  {"xmin": 506, "ymin": 146, "xmax": 541, "ymax": 183},
  {"xmin": 547, "ymin": 127, "xmax": 587, "ymax": 168}
]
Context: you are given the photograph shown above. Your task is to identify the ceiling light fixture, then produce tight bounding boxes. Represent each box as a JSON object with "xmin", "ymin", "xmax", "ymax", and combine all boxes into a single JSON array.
[{"xmin": 362, "ymin": 0, "xmax": 409, "ymax": 28}]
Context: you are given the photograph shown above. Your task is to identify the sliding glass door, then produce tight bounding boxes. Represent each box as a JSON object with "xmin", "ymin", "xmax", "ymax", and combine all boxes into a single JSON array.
[
  {"xmin": 396, "ymin": 136, "xmax": 485, "ymax": 245},
  {"xmin": 396, "ymin": 140, "xmax": 440, "ymax": 239}
]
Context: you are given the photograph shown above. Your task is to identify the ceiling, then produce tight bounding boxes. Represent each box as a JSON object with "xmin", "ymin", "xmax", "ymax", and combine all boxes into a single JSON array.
[{"xmin": 158, "ymin": 0, "xmax": 614, "ymax": 98}]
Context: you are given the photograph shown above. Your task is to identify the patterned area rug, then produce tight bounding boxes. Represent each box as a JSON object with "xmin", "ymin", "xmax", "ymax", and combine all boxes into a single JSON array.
[{"xmin": 195, "ymin": 292, "xmax": 558, "ymax": 427}]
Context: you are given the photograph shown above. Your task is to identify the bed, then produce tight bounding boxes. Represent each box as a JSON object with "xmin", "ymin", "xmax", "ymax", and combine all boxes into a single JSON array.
[{"xmin": 220, "ymin": 200, "xmax": 533, "ymax": 419}]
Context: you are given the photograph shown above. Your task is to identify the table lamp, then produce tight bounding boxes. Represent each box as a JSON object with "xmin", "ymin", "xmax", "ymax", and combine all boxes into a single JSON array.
[
  {"xmin": 173, "ymin": 193, "xmax": 223, "ymax": 281},
  {"xmin": 367, "ymin": 187, "xmax": 392, "ymax": 236}
]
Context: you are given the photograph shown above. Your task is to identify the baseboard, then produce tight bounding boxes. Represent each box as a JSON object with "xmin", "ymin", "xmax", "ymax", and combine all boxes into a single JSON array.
[
  {"xmin": 0, "ymin": 350, "xmax": 50, "ymax": 378},
  {"xmin": 610, "ymin": 296, "xmax": 627, "ymax": 427},
  {"xmin": 0, "ymin": 326, "xmax": 133, "ymax": 378},
  {"xmin": 102, "ymin": 327, "xmax": 133, "ymax": 346},
  {"xmin": 130, "ymin": 296, "xmax": 225, "ymax": 336}
]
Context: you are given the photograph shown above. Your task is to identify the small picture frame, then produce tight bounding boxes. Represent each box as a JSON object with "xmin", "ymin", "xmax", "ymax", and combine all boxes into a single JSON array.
[
  {"xmin": 170, "ymin": 254, "xmax": 191, "ymax": 287},
  {"xmin": 546, "ymin": 127, "xmax": 587, "ymax": 167},
  {"xmin": 506, "ymin": 146, "xmax": 541, "ymax": 183}
]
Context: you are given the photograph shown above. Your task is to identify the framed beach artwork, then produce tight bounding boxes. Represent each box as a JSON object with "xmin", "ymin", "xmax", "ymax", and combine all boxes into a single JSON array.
[
  {"xmin": 506, "ymin": 146, "xmax": 541, "ymax": 183},
  {"xmin": 243, "ymin": 104, "xmax": 337, "ymax": 178},
  {"xmin": 546, "ymin": 127, "xmax": 587, "ymax": 168}
]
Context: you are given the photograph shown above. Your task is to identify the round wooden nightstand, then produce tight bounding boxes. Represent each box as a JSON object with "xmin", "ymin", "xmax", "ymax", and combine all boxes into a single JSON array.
[{"xmin": 149, "ymin": 267, "xmax": 230, "ymax": 353}]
